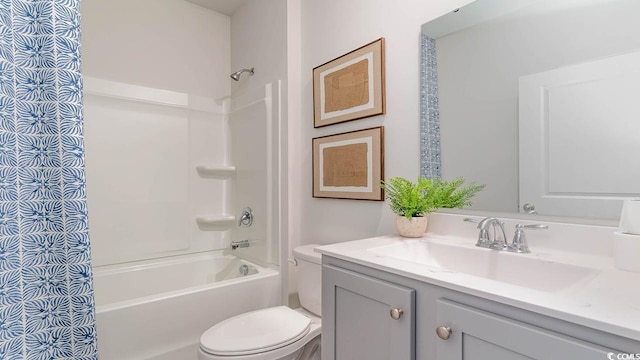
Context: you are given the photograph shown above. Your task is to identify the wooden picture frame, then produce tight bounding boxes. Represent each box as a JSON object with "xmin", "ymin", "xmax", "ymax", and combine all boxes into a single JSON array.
[
  {"xmin": 313, "ymin": 126, "xmax": 384, "ymax": 200},
  {"xmin": 313, "ymin": 38, "xmax": 386, "ymax": 128}
]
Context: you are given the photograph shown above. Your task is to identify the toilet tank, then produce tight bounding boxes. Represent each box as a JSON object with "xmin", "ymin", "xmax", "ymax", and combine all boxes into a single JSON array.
[{"xmin": 293, "ymin": 244, "xmax": 322, "ymax": 316}]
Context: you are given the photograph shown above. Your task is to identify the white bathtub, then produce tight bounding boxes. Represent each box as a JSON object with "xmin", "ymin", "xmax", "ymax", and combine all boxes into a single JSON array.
[{"xmin": 93, "ymin": 252, "xmax": 280, "ymax": 360}]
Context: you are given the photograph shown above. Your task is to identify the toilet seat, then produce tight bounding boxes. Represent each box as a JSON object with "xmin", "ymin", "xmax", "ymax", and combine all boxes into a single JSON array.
[{"xmin": 200, "ymin": 306, "xmax": 312, "ymax": 356}]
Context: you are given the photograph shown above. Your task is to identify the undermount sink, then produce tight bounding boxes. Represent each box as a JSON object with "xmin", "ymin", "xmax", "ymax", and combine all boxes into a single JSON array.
[{"xmin": 368, "ymin": 239, "xmax": 599, "ymax": 293}]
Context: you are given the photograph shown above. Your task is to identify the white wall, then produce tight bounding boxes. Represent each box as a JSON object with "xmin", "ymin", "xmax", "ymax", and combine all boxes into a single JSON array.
[
  {"xmin": 82, "ymin": 0, "xmax": 230, "ymax": 98},
  {"xmin": 294, "ymin": 0, "xmax": 473, "ymax": 246},
  {"xmin": 231, "ymin": 0, "xmax": 288, "ymax": 97}
]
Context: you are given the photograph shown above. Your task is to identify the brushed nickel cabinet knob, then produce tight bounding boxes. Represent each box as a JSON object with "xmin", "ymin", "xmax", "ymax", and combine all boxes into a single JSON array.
[
  {"xmin": 436, "ymin": 326, "xmax": 452, "ymax": 340},
  {"xmin": 390, "ymin": 308, "xmax": 404, "ymax": 320}
]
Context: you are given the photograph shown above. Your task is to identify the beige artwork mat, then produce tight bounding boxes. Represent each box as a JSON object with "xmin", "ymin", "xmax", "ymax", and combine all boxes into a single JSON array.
[
  {"xmin": 313, "ymin": 127, "xmax": 384, "ymax": 200},
  {"xmin": 313, "ymin": 38, "xmax": 385, "ymax": 127}
]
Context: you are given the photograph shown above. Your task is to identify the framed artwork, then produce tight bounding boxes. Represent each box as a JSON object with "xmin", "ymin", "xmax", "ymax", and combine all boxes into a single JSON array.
[
  {"xmin": 313, "ymin": 126, "xmax": 384, "ymax": 200},
  {"xmin": 313, "ymin": 38, "xmax": 386, "ymax": 128}
]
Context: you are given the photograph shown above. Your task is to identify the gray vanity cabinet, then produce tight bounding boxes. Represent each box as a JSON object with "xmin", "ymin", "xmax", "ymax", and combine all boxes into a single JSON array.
[
  {"xmin": 436, "ymin": 299, "xmax": 611, "ymax": 360},
  {"xmin": 322, "ymin": 255, "xmax": 639, "ymax": 360},
  {"xmin": 322, "ymin": 264, "xmax": 416, "ymax": 360}
]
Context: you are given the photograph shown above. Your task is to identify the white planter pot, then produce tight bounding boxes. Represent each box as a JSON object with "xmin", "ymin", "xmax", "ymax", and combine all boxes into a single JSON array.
[{"xmin": 395, "ymin": 215, "xmax": 428, "ymax": 238}]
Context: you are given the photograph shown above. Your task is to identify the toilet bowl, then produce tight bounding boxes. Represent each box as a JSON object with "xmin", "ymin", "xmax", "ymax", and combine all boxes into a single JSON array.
[{"xmin": 198, "ymin": 244, "xmax": 322, "ymax": 360}]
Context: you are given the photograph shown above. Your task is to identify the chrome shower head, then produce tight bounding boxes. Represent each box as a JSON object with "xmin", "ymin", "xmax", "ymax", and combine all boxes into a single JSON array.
[{"xmin": 230, "ymin": 67, "xmax": 254, "ymax": 81}]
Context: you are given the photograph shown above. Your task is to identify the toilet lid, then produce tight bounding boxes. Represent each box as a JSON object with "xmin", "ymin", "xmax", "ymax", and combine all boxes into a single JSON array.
[{"xmin": 200, "ymin": 306, "xmax": 311, "ymax": 356}]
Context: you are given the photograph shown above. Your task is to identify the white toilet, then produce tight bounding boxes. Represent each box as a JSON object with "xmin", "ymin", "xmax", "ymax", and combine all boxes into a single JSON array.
[{"xmin": 198, "ymin": 244, "xmax": 322, "ymax": 360}]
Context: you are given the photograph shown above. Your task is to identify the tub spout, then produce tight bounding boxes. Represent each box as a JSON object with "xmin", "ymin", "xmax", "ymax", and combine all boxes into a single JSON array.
[
  {"xmin": 230, "ymin": 239, "xmax": 261, "ymax": 250},
  {"xmin": 231, "ymin": 240, "xmax": 249, "ymax": 250},
  {"xmin": 231, "ymin": 240, "xmax": 250, "ymax": 250}
]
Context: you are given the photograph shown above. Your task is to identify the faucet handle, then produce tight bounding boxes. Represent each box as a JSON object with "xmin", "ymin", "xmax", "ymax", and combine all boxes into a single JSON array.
[
  {"xmin": 518, "ymin": 224, "xmax": 548, "ymax": 230},
  {"xmin": 477, "ymin": 228, "xmax": 491, "ymax": 248},
  {"xmin": 464, "ymin": 218, "xmax": 491, "ymax": 247},
  {"xmin": 238, "ymin": 207, "xmax": 254, "ymax": 227},
  {"xmin": 510, "ymin": 224, "xmax": 548, "ymax": 253}
]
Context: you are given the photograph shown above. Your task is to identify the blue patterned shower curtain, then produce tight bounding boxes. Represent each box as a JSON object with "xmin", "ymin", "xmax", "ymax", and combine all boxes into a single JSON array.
[{"xmin": 0, "ymin": 0, "xmax": 98, "ymax": 359}]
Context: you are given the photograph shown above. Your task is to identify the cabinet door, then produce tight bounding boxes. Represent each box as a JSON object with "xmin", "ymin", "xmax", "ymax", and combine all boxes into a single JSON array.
[
  {"xmin": 435, "ymin": 299, "xmax": 614, "ymax": 360},
  {"xmin": 322, "ymin": 265, "xmax": 415, "ymax": 360}
]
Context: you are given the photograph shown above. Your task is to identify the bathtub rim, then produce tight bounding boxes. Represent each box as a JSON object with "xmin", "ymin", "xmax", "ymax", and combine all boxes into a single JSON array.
[
  {"xmin": 93, "ymin": 250, "xmax": 243, "ymax": 276},
  {"xmin": 94, "ymin": 251, "xmax": 279, "ymax": 313}
]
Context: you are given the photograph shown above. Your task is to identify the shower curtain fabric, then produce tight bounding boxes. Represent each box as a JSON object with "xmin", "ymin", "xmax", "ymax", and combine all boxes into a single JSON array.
[{"xmin": 0, "ymin": 0, "xmax": 98, "ymax": 359}]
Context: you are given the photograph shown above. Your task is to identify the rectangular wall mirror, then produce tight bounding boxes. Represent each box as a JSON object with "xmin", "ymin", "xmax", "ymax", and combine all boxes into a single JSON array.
[{"xmin": 420, "ymin": 0, "xmax": 640, "ymax": 221}]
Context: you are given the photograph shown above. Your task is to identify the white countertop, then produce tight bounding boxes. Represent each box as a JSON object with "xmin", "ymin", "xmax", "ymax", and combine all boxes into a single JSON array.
[{"xmin": 316, "ymin": 214, "xmax": 640, "ymax": 342}]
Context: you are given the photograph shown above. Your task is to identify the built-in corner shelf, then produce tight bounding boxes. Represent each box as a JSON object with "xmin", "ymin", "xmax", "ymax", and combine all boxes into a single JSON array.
[
  {"xmin": 196, "ymin": 165, "xmax": 236, "ymax": 179},
  {"xmin": 196, "ymin": 215, "xmax": 236, "ymax": 225},
  {"xmin": 196, "ymin": 215, "xmax": 236, "ymax": 231}
]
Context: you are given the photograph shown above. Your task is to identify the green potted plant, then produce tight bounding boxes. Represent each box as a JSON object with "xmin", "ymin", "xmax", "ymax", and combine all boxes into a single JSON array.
[{"xmin": 380, "ymin": 177, "xmax": 485, "ymax": 237}]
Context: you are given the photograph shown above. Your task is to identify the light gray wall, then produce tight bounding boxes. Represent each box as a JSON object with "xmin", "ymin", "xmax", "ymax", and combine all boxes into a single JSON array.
[
  {"xmin": 294, "ymin": 0, "xmax": 474, "ymax": 246},
  {"xmin": 434, "ymin": 0, "xmax": 640, "ymax": 213}
]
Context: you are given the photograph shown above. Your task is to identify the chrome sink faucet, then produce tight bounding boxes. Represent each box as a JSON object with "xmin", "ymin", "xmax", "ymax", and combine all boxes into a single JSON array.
[
  {"xmin": 477, "ymin": 217, "xmax": 508, "ymax": 250},
  {"xmin": 464, "ymin": 217, "xmax": 507, "ymax": 249},
  {"xmin": 464, "ymin": 217, "xmax": 548, "ymax": 253}
]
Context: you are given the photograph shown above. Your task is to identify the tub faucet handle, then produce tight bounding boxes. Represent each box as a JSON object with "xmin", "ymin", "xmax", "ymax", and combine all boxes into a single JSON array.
[{"xmin": 238, "ymin": 207, "xmax": 253, "ymax": 227}]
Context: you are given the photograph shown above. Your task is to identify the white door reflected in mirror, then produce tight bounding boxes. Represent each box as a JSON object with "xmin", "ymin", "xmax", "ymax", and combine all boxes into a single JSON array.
[{"xmin": 519, "ymin": 51, "xmax": 640, "ymax": 219}]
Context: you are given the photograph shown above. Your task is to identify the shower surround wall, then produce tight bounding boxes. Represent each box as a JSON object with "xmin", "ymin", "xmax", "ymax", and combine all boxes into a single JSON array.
[
  {"xmin": 81, "ymin": 0, "xmax": 285, "ymax": 358},
  {"xmin": 83, "ymin": 79, "xmax": 282, "ymax": 359},
  {"xmin": 83, "ymin": 79, "xmax": 232, "ymax": 266},
  {"xmin": 230, "ymin": 0, "xmax": 290, "ymax": 302},
  {"xmin": 81, "ymin": 0, "xmax": 231, "ymax": 265}
]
